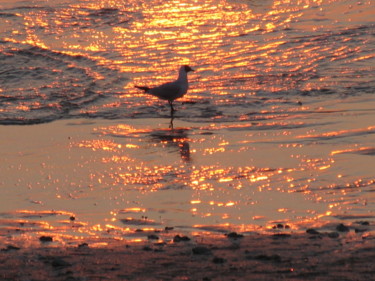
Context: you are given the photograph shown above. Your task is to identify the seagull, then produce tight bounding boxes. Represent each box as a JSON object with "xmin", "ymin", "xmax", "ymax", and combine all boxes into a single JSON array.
[{"xmin": 135, "ymin": 65, "xmax": 194, "ymax": 112}]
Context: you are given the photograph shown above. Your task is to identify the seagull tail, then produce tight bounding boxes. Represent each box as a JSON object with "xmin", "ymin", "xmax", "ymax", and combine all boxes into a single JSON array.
[{"xmin": 135, "ymin": 86, "xmax": 150, "ymax": 93}]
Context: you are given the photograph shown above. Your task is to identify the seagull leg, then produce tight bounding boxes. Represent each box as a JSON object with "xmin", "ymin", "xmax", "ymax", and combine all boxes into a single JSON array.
[
  {"xmin": 169, "ymin": 103, "xmax": 175, "ymax": 129},
  {"xmin": 168, "ymin": 101, "xmax": 175, "ymax": 113},
  {"xmin": 169, "ymin": 114, "xmax": 174, "ymax": 129}
]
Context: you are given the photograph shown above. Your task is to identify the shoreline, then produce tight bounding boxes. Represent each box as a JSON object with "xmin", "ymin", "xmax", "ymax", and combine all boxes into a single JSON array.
[{"xmin": 1, "ymin": 229, "xmax": 374, "ymax": 281}]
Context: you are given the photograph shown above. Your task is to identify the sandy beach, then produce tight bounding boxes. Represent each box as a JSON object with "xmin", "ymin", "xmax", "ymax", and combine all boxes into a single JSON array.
[
  {"xmin": 1, "ymin": 0, "xmax": 375, "ymax": 280},
  {"xmin": 1, "ymin": 228, "xmax": 374, "ymax": 281}
]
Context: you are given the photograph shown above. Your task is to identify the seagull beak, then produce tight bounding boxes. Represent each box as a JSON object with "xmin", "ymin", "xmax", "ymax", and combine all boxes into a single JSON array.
[{"xmin": 184, "ymin": 65, "xmax": 194, "ymax": 72}]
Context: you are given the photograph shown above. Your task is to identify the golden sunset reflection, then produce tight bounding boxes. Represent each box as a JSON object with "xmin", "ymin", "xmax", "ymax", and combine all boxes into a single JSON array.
[
  {"xmin": 3, "ymin": 0, "xmax": 370, "ymax": 103},
  {"xmin": 59, "ymin": 116, "xmax": 352, "ymax": 235}
]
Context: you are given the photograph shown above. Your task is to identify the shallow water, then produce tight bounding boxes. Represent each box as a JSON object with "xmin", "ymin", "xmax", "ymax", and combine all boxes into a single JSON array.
[{"xmin": 0, "ymin": 0, "xmax": 375, "ymax": 244}]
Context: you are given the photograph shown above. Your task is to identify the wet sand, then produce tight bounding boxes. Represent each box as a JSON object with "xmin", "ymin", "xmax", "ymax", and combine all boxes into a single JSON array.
[
  {"xmin": 1, "ymin": 230, "xmax": 374, "ymax": 281},
  {"xmin": 2, "ymin": 116, "xmax": 375, "ymax": 237}
]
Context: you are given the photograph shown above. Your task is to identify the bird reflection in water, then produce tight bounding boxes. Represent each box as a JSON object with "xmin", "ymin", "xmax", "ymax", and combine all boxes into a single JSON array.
[{"xmin": 150, "ymin": 111, "xmax": 191, "ymax": 162}]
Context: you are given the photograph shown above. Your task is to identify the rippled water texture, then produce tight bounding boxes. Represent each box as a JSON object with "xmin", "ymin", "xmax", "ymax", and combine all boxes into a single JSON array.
[
  {"xmin": 1, "ymin": 0, "xmax": 374, "ymax": 123},
  {"xmin": 0, "ymin": 0, "xmax": 375, "ymax": 242}
]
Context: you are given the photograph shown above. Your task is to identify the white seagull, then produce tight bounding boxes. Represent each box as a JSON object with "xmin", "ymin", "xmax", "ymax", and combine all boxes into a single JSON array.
[{"xmin": 135, "ymin": 65, "xmax": 194, "ymax": 112}]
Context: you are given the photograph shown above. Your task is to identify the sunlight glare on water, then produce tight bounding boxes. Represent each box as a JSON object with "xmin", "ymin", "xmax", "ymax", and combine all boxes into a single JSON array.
[{"xmin": 1, "ymin": 0, "xmax": 374, "ymax": 123}]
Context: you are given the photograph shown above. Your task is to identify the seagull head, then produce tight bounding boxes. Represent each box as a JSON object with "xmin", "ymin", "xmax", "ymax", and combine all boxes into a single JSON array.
[{"xmin": 182, "ymin": 65, "xmax": 194, "ymax": 73}]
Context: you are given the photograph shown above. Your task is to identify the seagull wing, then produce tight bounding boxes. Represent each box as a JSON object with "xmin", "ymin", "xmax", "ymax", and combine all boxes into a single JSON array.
[{"xmin": 149, "ymin": 81, "xmax": 182, "ymax": 101}]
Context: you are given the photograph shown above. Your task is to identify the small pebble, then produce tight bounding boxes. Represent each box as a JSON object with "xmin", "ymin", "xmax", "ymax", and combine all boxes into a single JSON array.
[
  {"xmin": 336, "ymin": 223, "xmax": 350, "ymax": 232},
  {"xmin": 147, "ymin": 234, "xmax": 159, "ymax": 240},
  {"xmin": 354, "ymin": 228, "xmax": 367, "ymax": 233},
  {"xmin": 39, "ymin": 236, "xmax": 53, "ymax": 242},
  {"xmin": 78, "ymin": 243, "xmax": 89, "ymax": 248},
  {"xmin": 272, "ymin": 233, "xmax": 291, "ymax": 238},
  {"xmin": 173, "ymin": 235, "xmax": 191, "ymax": 242},
  {"xmin": 306, "ymin": 228, "xmax": 320, "ymax": 235},
  {"xmin": 225, "ymin": 232, "xmax": 244, "ymax": 239},
  {"xmin": 328, "ymin": 232, "xmax": 340, "ymax": 238}
]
